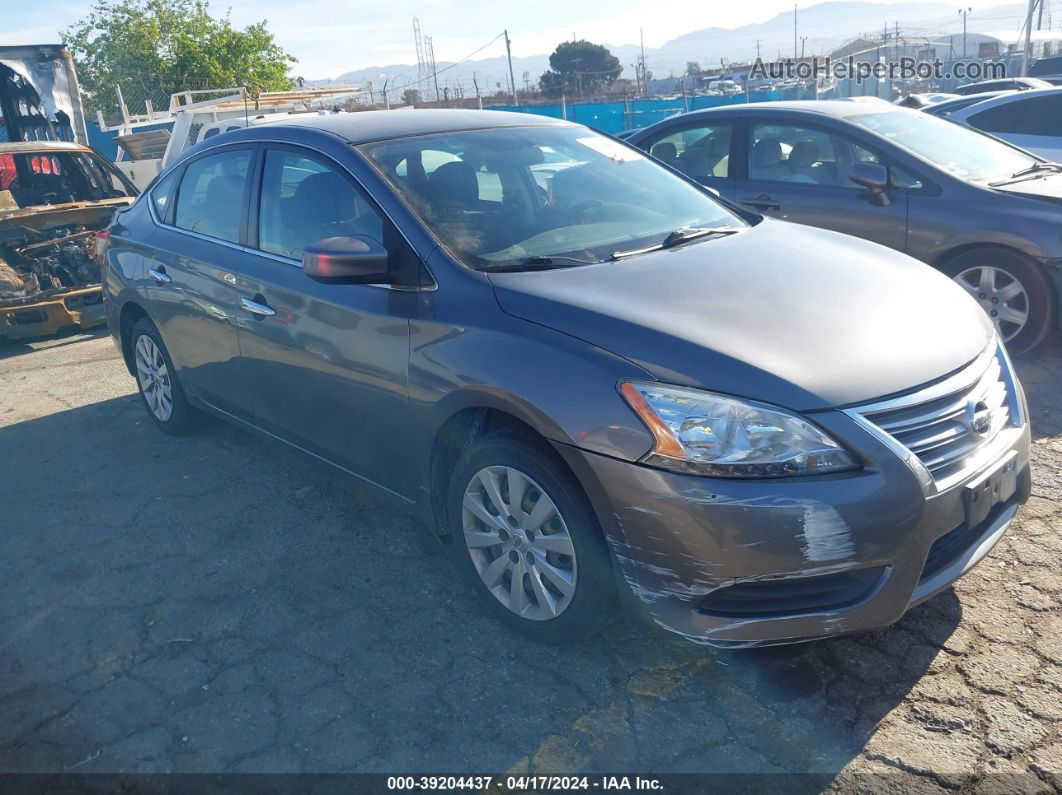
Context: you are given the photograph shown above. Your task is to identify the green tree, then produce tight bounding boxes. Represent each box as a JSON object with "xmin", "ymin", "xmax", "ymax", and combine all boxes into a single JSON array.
[
  {"xmin": 686, "ymin": 61, "xmax": 702, "ymax": 77},
  {"xmin": 539, "ymin": 40, "xmax": 621, "ymax": 98},
  {"xmin": 401, "ymin": 88, "xmax": 421, "ymax": 106},
  {"xmin": 64, "ymin": 0, "xmax": 295, "ymax": 119}
]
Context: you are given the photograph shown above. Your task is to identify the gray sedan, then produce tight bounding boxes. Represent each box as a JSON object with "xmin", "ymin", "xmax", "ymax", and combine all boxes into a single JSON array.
[
  {"xmin": 100, "ymin": 110, "xmax": 1030, "ymax": 647},
  {"xmin": 627, "ymin": 101, "xmax": 1062, "ymax": 353}
]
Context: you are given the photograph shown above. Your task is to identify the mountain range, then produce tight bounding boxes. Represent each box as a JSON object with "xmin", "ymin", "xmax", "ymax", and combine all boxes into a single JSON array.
[{"xmin": 317, "ymin": 1, "xmax": 1030, "ymax": 98}]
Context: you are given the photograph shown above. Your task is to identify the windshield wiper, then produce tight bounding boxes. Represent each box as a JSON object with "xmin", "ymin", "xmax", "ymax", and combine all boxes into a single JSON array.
[
  {"xmin": 611, "ymin": 226, "xmax": 741, "ymax": 260},
  {"xmin": 989, "ymin": 161, "xmax": 1062, "ymax": 186},
  {"xmin": 483, "ymin": 255, "xmax": 596, "ymax": 272}
]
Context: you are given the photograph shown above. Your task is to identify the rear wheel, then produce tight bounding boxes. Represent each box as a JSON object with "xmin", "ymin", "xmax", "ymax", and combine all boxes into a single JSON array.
[
  {"xmin": 447, "ymin": 433, "xmax": 616, "ymax": 643},
  {"xmin": 942, "ymin": 248, "xmax": 1054, "ymax": 355},
  {"xmin": 130, "ymin": 317, "xmax": 199, "ymax": 435}
]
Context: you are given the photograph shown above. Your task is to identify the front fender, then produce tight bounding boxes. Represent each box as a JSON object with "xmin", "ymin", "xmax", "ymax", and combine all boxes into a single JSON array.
[{"xmin": 405, "ymin": 275, "xmax": 656, "ymax": 509}]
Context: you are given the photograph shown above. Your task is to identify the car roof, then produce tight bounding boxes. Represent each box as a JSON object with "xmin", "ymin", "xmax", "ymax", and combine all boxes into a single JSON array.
[
  {"xmin": 0, "ymin": 141, "xmax": 91, "ymax": 154},
  {"xmin": 649, "ymin": 100, "xmax": 908, "ymax": 122},
  {"xmin": 925, "ymin": 90, "xmax": 1017, "ymax": 113},
  {"xmin": 256, "ymin": 108, "xmax": 575, "ymax": 144},
  {"xmin": 947, "ymin": 85, "xmax": 1062, "ymax": 119}
]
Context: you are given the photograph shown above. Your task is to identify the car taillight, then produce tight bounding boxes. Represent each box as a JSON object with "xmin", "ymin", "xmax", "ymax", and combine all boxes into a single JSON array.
[{"xmin": 94, "ymin": 229, "xmax": 111, "ymax": 266}]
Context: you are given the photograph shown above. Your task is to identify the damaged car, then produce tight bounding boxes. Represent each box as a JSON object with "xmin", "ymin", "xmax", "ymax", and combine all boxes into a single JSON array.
[
  {"xmin": 102, "ymin": 111, "xmax": 1030, "ymax": 647},
  {"xmin": 0, "ymin": 142, "xmax": 137, "ymax": 340}
]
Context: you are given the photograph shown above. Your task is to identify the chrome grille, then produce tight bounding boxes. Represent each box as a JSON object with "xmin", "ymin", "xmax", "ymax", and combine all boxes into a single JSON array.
[{"xmin": 854, "ymin": 347, "xmax": 1018, "ymax": 489}]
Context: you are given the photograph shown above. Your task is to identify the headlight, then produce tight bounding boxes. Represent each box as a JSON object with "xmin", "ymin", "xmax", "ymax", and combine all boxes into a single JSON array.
[{"xmin": 619, "ymin": 382, "xmax": 859, "ymax": 478}]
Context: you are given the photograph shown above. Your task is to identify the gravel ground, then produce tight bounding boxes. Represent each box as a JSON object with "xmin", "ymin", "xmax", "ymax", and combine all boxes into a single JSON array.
[{"xmin": 0, "ymin": 328, "xmax": 1059, "ymax": 790}]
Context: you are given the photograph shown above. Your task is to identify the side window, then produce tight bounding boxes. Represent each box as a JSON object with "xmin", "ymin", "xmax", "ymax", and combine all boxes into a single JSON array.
[
  {"xmin": 150, "ymin": 168, "xmax": 180, "ymax": 220},
  {"xmin": 750, "ymin": 124, "xmax": 842, "ymax": 185},
  {"xmin": 970, "ymin": 96, "xmax": 1062, "ymax": 136},
  {"xmin": 258, "ymin": 149, "xmax": 384, "ymax": 260},
  {"xmin": 748, "ymin": 123, "xmax": 913, "ymax": 188},
  {"xmin": 967, "ymin": 103, "xmax": 1021, "ymax": 134},
  {"xmin": 173, "ymin": 149, "xmax": 251, "ymax": 243},
  {"xmin": 645, "ymin": 124, "xmax": 732, "ymax": 179},
  {"xmin": 890, "ymin": 165, "xmax": 923, "ymax": 190}
]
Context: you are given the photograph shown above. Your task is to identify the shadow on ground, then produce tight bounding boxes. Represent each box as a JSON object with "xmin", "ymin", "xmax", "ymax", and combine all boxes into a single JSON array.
[
  {"xmin": 0, "ymin": 391, "xmax": 966, "ymax": 782},
  {"xmin": 0, "ymin": 326, "xmax": 109, "ymax": 360}
]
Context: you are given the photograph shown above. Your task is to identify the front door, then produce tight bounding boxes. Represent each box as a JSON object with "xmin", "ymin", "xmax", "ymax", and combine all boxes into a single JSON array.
[
  {"xmin": 738, "ymin": 122, "xmax": 909, "ymax": 252},
  {"xmin": 233, "ymin": 145, "xmax": 417, "ymax": 497},
  {"xmin": 637, "ymin": 120, "xmax": 737, "ymax": 200},
  {"xmin": 143, "ymin": 146, "xmax": 254, "ymax": 419}
]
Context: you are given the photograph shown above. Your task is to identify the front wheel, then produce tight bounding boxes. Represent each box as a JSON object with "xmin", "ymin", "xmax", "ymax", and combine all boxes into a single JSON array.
[
  {"xmin": 942, "ymin": 248, "xmax": 1054, "ymax": 355},
  {"xmin": 447, "ymin": 433, "xmax": 616, "ymax": 644}
]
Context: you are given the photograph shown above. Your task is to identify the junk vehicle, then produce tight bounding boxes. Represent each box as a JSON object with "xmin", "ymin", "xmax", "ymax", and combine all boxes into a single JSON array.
[
  {"xmin": 0, "ymin": 45, "xmax": 138, "ymax": 340},
  {"xmin": 0, "ymin": 141, "xmax": 137, "ymax": 339}
]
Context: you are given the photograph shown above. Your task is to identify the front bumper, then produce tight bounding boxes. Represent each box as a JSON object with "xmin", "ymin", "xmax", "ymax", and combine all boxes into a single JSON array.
[
  {"xmin": 556, "ymin": 415, "xmax": 1031, "ymax": 648},
  {"xmin": 0, "ymin": 285, "xmax": 105, "ymax": 340}
]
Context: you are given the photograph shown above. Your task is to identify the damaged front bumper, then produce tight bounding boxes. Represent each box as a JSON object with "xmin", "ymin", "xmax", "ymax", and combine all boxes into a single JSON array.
[
  {"xmin": 556, "ymin": 413, "xmax": 1031, "ymax": 648},
  {"xmin": 0, "ymin": 284, "xmax": 104, "ymax": 340}
]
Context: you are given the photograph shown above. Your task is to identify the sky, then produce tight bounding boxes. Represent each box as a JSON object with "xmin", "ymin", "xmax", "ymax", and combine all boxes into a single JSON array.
[{"xmin": 3, "ymin": 0, "xmax": 1023, "ymax": 81}]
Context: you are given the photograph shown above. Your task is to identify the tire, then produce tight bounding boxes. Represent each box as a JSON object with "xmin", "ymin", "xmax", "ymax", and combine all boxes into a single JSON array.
[
  {"xmin": 129, "ymin": 317, "xmax": 199, "ymax": 435},
  {"xmin": 447, "ymin": 432, "xmax": 616, "ymax": 644},
  {"xmin": 941, "ymin": 248, "xmax": 1054, "ymax": 355}
]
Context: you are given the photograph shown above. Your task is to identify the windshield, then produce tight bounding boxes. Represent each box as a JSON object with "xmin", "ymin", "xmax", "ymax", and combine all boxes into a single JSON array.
[
  {"xmin": 358, "ymin": 125, "xmax": 744, "ymax": 270},
  {"xmin": 848, "ymin": 110, "xmax": 1040, "ymax": 183},
  {"xmin": 0, "ymin": 150, "xmax": 136, "ymax": 210}
]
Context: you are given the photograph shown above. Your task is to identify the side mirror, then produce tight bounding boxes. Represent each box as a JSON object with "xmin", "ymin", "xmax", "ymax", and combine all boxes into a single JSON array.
[
  {"xmin": 848, "ymin": 162, "xmax": 890, "ymax": 205},
  {"xmin": 303, "ymin": 236, "xmax": 389, "ymax": 284}
]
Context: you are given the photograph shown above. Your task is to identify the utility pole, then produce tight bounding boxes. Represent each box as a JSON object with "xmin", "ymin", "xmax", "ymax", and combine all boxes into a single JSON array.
[
  {"xmin": 755, "ymin": 40, "xmax": 761, "ymax": 60},
  {"xmin": 1022, "ymin": 0, "xmax": 1037, "ymax": 75},
  {"xmin": 472, "ymin": 72, "xmax": 483, "ymax": 109},
  {"xmin": 382, "ymin": 77, "xmax": 390, "ymax": 110},
  {"xmin": 640, "ymin": 29, "xmax": 648, "ymax": 97},
  {"xmin": 504, "ymin": 29, "xmax": 518, "ymax": 106},
  {"xmin": 794, "ymin": 4, "xmax": 798, "ymax": 60},
  {"xmin": 959, "ymin": 8, "xmax": 971, "ymax": 59}
]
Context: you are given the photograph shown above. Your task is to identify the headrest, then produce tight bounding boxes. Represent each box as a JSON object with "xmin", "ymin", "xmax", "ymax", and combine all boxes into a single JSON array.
[{"xmin": 752, "ymin": 138, "xmax": 783, "ymax": 168}]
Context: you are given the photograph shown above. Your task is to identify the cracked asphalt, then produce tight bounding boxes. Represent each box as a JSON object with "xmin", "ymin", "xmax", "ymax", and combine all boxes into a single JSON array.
[{"xmin": 1, "ymin": 328, "xmax": 1060, "ymax": 791}]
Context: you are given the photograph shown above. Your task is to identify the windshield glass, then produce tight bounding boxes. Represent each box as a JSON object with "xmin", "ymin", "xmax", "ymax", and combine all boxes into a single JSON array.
[
  {"xmin": 0, "ymin": 150, "xmax": 136, "ymax": 210},
  {"xmin": 849, "ymin": 110, "xmax": 1039, "ymax": 183},
  {"xmin": 358, "ymin": 125, "xmax": 744, "ymax": 270}
]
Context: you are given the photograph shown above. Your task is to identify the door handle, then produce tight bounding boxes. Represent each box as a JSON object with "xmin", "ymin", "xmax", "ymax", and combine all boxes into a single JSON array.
[
  {"xmin": 740, "ymin": 194, "xmax": 780, "ymax": 210},
  {"xmin": 240, "ymin": 297, "xmax": 276, "ymax": 317},
  {"xmin": 148, "ymin": 267, "xmax": 172, "ymax": 284}
]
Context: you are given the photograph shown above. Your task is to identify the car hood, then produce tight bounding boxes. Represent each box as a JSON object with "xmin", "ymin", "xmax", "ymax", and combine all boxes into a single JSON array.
[
  {"xmin": 0, "ymin": 198, "xmax": 133, "ymax": 232},
  {"xmin": 487, "ymin": 220, "xmax": 993, "ymax": 411}
]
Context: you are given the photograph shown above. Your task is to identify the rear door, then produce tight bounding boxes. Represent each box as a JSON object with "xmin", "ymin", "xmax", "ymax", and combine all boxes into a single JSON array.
[
  {"xmin": 737, "ymin": 120, "xmax": 909, "ymax": 251},
  {"xmin": 233, "ymin": 144, "xmax": 418, "ymax": 496},
  {"xmin": 965, "ymin": 94, "xmax": 1062, "ymax": 161},
  {"xmin": 143, "ymin": 145, "xmax": 255, "ymax": 419},
  {"xmin": 635, "ymin": 119, "xmax": 737, "ymax": 199}
]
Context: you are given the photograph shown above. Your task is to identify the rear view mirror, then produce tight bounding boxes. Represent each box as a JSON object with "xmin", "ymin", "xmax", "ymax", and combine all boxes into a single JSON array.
[
  {"xmin": 848, "ymin": 162, "xmax": 890, "ymax": 205},
  {"xmin": 303, "ymin": 236, "xmax": 389, "ymax": 284}
]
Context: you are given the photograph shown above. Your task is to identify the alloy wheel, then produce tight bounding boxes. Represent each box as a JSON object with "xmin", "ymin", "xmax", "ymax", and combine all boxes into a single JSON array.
[
  {"xmin": 134, "ymin": 334, "xmax": 174, "ymax": 422},
  {"xmin": 954, "ymin": 265, "xmax": 1029, "ymax": 343},
  {"xmin": 461, "ymin": 466, "xmax": 578, "ymax": 621}
]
